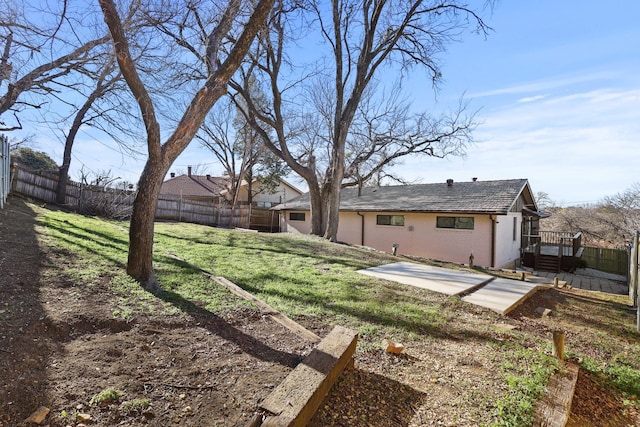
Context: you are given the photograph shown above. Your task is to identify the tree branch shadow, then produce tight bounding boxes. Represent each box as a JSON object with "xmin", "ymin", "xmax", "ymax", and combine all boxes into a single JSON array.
[{"xmin": 154, "ymin": 288, "xmax": 304, "ymax": 369}]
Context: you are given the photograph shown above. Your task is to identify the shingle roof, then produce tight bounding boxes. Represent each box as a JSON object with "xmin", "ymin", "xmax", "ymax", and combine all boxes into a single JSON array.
[
  {"xmin": 160, "ymin": 174, "xmax": 228, "ymax": 197},
  {"xmin": 275, "ymin": 179, "xmax": 532, "ymax": 214}
]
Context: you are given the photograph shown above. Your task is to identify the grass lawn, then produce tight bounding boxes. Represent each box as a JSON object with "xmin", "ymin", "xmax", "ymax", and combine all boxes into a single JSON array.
[{"xmin": 32, "ymin": 205, "xmax": 640, "ymax": 426}]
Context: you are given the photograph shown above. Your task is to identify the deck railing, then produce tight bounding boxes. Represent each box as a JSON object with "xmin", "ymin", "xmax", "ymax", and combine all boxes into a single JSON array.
[
  {"xmin": 539, "ymin": 231, "xmax": 576, "ymax": 246},
  {"xmin": 523, "ymin": 231, "xmax": 583, "ymax": 257}
]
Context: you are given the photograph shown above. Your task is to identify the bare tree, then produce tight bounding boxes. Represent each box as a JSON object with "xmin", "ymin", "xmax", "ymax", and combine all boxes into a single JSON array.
[
  {"xmin": 341, "ymin": 84, "xmax": 475, "ymax": 189},
  {"xmin": 535, "ymin": 191, "xmax": 555, "ymax": 210},
  {"xmin": 541, "ymin": 183, "xmax": 640, "ymax": 247},
  {"xmin": 591, "ymin": 183, "xmax": 640, "ymax": 246},
  {"xmin": 99, "ymin": 0, "xmax": 275, "ymax": 290},
  {"xmin": 233, "ymin": 0, "xmax": 490, "ymax": 240},
  {"xmin": 197, "ymin": 98, "xmax": 255, "ymax": 207},
  {"xmin": 56, "ymin": 56, "xmax": 123, "ymax": 204},
  {"xmin": 0, "ymin": 1, "xmax": 111, "ymax": 131},
  {"xmin": 198, "ymin": 88, "xmax": 285, "ymax": 207}
]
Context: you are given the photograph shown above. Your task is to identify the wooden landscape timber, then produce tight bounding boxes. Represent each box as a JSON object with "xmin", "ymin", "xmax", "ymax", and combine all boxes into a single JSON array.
[
  {"xmin": 259, "ymin": 325, "xmax": 358, "ymax": 427},
  {"xmin": 533, "ymin": 362, "xmax": 580, "ymax": 427}
]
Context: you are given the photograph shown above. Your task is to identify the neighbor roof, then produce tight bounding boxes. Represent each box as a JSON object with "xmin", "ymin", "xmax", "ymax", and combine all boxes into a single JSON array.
[
  {"xmin": 160, "ymin": 174, "xmax": 228, "ymax": 198},
  {"xmin": 275, "ymin": 179, "xmax": 534, "ymax": 214}
]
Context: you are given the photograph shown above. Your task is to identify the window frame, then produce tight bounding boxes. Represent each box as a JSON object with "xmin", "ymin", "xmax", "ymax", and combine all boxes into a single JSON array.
[
  {"xmin": 376, "ymin": 214, "xmax": 405, "ymax": 227},
  {"xmin": 436, "ymin": 216, "xmax": 475, "ymax": 230},
  {"xmin": 289, "ymin": 212, "xmax": 306, "ymax": 221}
]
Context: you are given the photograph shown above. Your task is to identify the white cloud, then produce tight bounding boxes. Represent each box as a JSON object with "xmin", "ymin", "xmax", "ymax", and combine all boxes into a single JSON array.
[
  {"xmin": 468, "ymin": 70, "xmax": 618, "ymax": 99},
  {"xmin": 517, "ymin": 95, "xmax": 546, "ymax": 103},
  {"xmin": 397, "ymin": 86, "xmax": 640, "ymax": 205}
]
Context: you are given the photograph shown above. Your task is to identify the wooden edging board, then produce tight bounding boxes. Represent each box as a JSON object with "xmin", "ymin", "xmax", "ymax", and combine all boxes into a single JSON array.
[
  {"xmin": 533, "ymin": 362, "xmax": 579, "ymax": 427},
  {"xmin": 259, "ymin": 325, "xmax": 358, "ymax": 427}
]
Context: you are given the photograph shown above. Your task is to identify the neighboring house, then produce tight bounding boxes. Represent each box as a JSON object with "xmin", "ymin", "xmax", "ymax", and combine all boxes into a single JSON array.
[
  {"xmin": 160, "ymin": 166, "xmax": 303, "ymax": 207},
  {"xmin": 275, "ymin": 178, "xmax": 547, "ymax": 269}
]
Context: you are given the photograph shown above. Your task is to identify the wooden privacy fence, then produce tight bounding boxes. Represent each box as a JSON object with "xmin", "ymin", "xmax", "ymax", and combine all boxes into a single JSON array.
[
  {"xmin": 11, "ymin": 164, "xmax": 279, "ymax": 231},
  {"xmin": 0, "ymin": 136, "xmax": 9, "ymax": 209},
  {"xmin": 581, "ymin": 246, "xmax": 629, "ymax": 277},
  {"xmin": 155, "ymin": 195, "xmax": 279, "ymax": 231},
  {"xmin": 156, "ymin": 195, "xmax": 251, "ymax": 228},
  {"xmin": 11, "ymin": 164, "xmax": 135, "ymax": 218}
]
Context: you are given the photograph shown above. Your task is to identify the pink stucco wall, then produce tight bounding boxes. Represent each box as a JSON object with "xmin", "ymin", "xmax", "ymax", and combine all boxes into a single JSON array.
[
  {"xmin": 281, "ymin": 210, "xmax": 523, "ymax": 268},
  {"xmin": 341, "ymin": 212, "xmax": 493, "ymax": 266}
]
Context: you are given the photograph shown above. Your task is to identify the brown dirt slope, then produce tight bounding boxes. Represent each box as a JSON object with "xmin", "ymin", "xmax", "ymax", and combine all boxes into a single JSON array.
[{"xmin": 0, "ymin": 197, "xmax": 315, "ymax": 427}]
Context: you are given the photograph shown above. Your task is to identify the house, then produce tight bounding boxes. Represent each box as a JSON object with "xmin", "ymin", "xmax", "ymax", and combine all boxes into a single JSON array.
[
  {"xmin": 161, "ymin": 166, "xmax": 303, "ymax": 207},
  {"xmin": 160, "ymin": 168, "xmax": 228, "ymax": 204},
  {"xmin": 275, "ymin": 178, "xmax": 549, "ymax": 269}
]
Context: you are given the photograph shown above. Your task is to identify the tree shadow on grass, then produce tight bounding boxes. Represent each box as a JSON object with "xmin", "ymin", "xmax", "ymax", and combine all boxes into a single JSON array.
[
  {"xmin": 155, "ymin": 288, "xmax": 303, "ymax": 369},
  {"xmin": 37, "ymin": 219, "xmax": 128, "ymax": 268},
  {"xmin": 154, "ymin": 228, "xmax": 389, "ymax": 271},
  {"xmin": 239, "ymin": 273, "xmax": 500, "ymax": 343},
  {"xmin": 309, "ymin": 366, "xmax": 426, "ymax": 427}
]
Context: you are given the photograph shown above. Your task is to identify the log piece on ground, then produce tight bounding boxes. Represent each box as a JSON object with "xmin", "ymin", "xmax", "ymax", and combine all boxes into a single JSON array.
[{"xmin": 382, "ymin": 338, "xmax": 405, "ymax": 354}]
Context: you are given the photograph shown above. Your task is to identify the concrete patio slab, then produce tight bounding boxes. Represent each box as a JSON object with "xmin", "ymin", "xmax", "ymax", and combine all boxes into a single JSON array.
[
  {"xmin": 462, "ymin": 277, "xmax": 546, "ymax": 315},
  {"xmin": 357, "ymin": 262, "xmax": 493, "ymax": 296}
]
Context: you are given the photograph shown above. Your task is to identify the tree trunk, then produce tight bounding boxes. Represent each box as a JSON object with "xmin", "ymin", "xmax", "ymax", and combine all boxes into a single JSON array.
[
  {"xmin": 246, "ymin": 169, "xmax": 253, "ymax": 205},
  {"xmin": 56, "ymin": 97, "xmax": 95, "ymax": 204},
  {"xmin": 308, "ymin": 184, "xmax": 324, "ymax": 236},
  {"xmin": 324, "ymin": 183, "xmax": 341, "ymax": 241},
  {"xmin": 100, "ymin": 0, "xmax": 276, "ymax": 288},
  {"xmin": 323, "ymin": 117, "xmax": 348, "ymax": 241},
  {"xmin": 126, "ymin": 158, "xmax": 168, "ymax": 292},
  {"xmin": 56, "ymin": 164, "xmax": 70, "ymax": 205}
]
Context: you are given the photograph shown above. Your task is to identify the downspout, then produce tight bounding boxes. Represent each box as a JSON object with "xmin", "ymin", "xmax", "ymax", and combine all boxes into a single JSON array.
[
  {"xmin": 356, "ymin": 211, "xmax": 365, "ymax": 246},
  {"xmin": 490, "ymin": 215, "xmax": 497, "ymax": 268}
]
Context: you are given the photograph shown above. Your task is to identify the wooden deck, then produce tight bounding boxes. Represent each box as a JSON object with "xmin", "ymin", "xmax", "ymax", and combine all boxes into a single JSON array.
[
  {"xmin": 540, "ymin": 245, "xmax": 575, "ymax": 257},
  {"xmin": 522, "ymin": 240, "xmax": 584, "ymax": 273},
  {"xmin": 523, "ymin": 245, "xmax": 575, "ymax": 257}
]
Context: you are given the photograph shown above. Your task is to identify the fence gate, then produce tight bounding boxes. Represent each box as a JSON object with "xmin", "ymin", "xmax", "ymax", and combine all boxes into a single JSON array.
[{"xmin": 0, "ymin": 135, "xmax": 9, "ymax": 209}]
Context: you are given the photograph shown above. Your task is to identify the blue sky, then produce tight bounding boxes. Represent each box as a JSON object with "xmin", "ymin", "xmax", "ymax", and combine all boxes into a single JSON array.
[
  {"xmin": 24, "ymin": 1, "xmax": 640, "ymax": 206},
  {"xmin": 398, "ymin": 1, "xmax": 640, "ymax": 205}
]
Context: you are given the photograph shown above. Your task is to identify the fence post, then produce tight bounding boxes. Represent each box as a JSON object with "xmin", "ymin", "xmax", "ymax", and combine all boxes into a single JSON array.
[
  {"xmin": 0, "ymin": 135, "xmax": 9, "ymax": 209},
  {"xmin": 632, "ymin": 231, "xmax": 639, "ymax": 330},
  {"xmin": 631, "ymin": 232, "xmax": 638, "ymax": 308}
]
